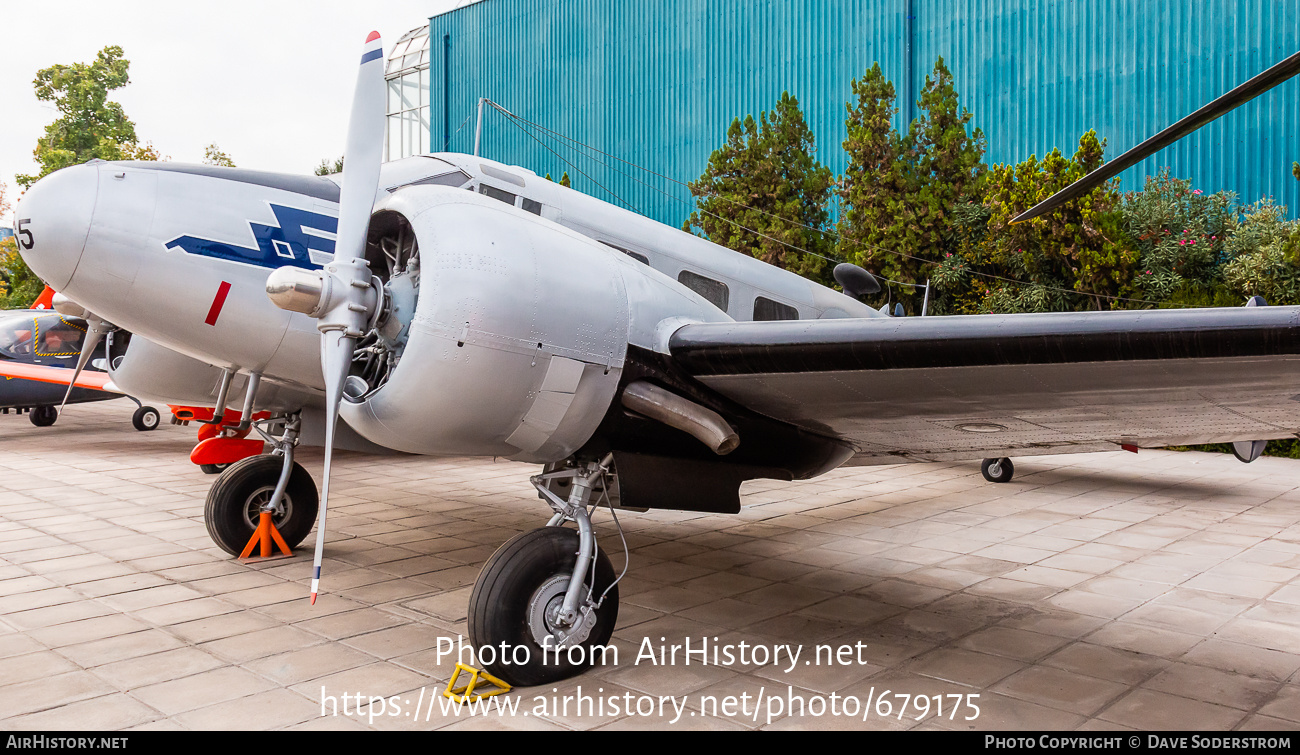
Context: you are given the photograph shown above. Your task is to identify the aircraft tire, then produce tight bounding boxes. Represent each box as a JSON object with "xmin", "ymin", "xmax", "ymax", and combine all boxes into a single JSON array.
[
  {"xmin": 468, "ymin": 526, "xmax": 619, "ymax": 687},
  {"xmin": 200, "ymin": 464, "xmax": 230, "ymax": 475},
  {"xmin": 205, "ymin": 455, "xmax": 319, "ymax": 556},
  {"xmin": 981, "ymin": 457, "xmax": 1015, "ymax": 483},
  {"xmin": 132, "ymin": 406, "xmax": 161, "ymax": 431},
  {"xmin": 29, "ymin": 406, "xmax": 57, "ymax": 427}
]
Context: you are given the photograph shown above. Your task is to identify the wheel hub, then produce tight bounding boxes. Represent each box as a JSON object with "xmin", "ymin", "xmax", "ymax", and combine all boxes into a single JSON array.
[
  {"xmin": 528, "ymin": 573, "xmax": 596, "ymax": 650},
  {"xmin": 241, "ymin": 485, "xmax": 292, "ymax": 530}
]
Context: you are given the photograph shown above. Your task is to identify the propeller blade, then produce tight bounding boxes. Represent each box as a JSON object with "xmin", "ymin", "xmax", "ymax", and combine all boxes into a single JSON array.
[
  {"xmin": 307, "ymin": 31, "xmax": 386, "ymax": 604},
  {"xmin": 59, "ymin": 317, "xmax": 109, "ymax": 412},
  {"xmin": 1012, "ymin": 49, "xmax": 1300, "ymax": 225},
  {"xmin": 335, "ymin": 31, "xmax": 386, "ymax": 266},
  {"xmin": 309, "ymin": 332, "xmax": 355, "ymax": 604}
]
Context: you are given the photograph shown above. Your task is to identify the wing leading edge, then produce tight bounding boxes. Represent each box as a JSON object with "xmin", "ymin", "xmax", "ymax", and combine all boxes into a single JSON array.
[
  {"xmin": 668, "ymin": 307, "xmax": 1300, "ymax": 463},
  {"xmin": 0, "ymin": 361, "xmax": 118, "ymax": 393}
]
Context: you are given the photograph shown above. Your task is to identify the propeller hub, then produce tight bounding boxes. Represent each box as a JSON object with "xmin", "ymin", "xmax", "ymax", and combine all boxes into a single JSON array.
[{"xmin": 266, "ymin": 267, "xmax": 330, "ymax": 317}]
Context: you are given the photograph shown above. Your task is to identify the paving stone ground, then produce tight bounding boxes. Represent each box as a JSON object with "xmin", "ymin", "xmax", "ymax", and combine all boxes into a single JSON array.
[{"xmin": 1, "ymin": 401, "xmax": 1298, "ymax": 731}]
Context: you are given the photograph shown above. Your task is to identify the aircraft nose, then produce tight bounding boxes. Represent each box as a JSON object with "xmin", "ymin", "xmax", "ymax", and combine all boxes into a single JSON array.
[{"xmin": 13, "ymin": 161, "xmax": 100, "ymax": 290}]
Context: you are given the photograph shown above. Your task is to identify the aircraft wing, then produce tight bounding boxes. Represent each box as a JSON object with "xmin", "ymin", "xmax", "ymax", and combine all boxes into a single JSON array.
[
  {"xmin": 0, "ymin": 361, "xmax": 119, "ymax": 393},
  {"xmin": 668, "ymin": 306, "xmax": 1300, "ymax": 464}
]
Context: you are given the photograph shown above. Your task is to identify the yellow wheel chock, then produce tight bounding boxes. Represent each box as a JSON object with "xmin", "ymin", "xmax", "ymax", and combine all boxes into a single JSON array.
[{"xmin": 444, "ymin": 662, "xmax": 511, "ymax": 704}]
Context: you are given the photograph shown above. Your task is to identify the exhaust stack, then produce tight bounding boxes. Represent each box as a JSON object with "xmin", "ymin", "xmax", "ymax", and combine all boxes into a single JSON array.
[{"xmin": 621, "ymin": 381, "xmax": 739, "ymax": 455}]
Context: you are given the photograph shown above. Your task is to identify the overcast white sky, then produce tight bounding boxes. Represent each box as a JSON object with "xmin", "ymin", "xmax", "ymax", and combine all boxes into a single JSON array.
[{"xmin": 1, "ymin": 1, "xmax": 475, "ymax": 207}]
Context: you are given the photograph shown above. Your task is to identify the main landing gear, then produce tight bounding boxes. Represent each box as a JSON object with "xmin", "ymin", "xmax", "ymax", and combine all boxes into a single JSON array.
[
  {"xmin": 981, "ymin": 457, "xmax": 1015, "ymax": 483},
  {"xmin": 29, "ymin": 405, "xmax": 57, "ymax": 427},
  {"xmin": 132, "ymin": 405, "xmax": 160, "ymax": 431},
  {"xmin": 204, "ymin": 413, "xmax": 318, "ymax": 556},
  {"xmin": 468, "ymin": 456, "xmax": 624, "ymax": 687}
]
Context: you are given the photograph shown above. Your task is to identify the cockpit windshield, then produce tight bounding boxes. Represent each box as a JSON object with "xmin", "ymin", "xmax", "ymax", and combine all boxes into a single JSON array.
[{"xmin": 0, "ymin": 313, "xmax": 85, "ymax": 358}]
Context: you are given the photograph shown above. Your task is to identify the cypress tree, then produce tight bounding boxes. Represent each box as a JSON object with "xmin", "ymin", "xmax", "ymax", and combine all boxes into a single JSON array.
[
  {"xmin": 686, "ymin": 92, "xmax": 833, "ymax": 282},
  {"xmin": 902, "ymin": 58, "xmax": 987, "ymax": 312},
  {"xmin": 837, "ymin": 63, "xmax": 916, "ymax": 288},
  {"xmin": 838, "ymin": 58, "xmax": 985, "ymax": 313}
]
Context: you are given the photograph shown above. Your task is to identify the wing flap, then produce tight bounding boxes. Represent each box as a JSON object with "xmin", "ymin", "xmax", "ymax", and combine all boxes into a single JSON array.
[{"xmin": 669, "ymin": 307, "xmax": 1300, "ymax": 461}]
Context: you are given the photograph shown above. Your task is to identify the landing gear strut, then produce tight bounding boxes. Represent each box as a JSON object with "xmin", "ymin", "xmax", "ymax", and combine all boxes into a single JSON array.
[
  {"xmin": 204, "ymin": 413, "xmax": 318, "ymax": 556},
  {"xmin": 468, "ymin": 456, "xmax": 623, "ymax": 687},
  {"xmin": 981, "ymin": 457, "xmax": 1015, "ymax": 483}
]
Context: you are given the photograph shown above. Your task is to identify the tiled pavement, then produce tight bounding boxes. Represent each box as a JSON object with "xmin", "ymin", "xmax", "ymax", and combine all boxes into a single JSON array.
[{"xmin": 1, "ymin": 401, "xmax": 1299, "ymax": 731}]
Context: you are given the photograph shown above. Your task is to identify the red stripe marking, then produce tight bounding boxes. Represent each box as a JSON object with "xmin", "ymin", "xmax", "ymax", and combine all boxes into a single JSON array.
[
  {"xmin": 366, "ymin": 31, "xmax": 380, "ymax": 42},
  {"xmin": 205, "ymin": 281, "xmax": 232, "ymax": 326}
]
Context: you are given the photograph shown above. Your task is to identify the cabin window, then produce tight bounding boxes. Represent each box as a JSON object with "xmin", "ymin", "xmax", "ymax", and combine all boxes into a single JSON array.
[
  {"xmin": 678, "ymin": 270, "xmax": 729, "ymax": 311},
  {"xmin": 754, "ymin": 296, "xmax": 799, "ymax": 321},
  {"xmin": 600, "ymin": 241, "xmax": 649, "ymax": 265},
  {"xmin": 521, "ymin": 198, "xmax": 543, "ymax": 215},
  {"xmin": 479, "ymin": 184, "xmax": 516, "ymax": 205}
]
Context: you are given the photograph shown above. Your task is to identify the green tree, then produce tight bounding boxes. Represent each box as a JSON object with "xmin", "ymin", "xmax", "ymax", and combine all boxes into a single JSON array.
[
  {"xmin": 0, "ymin": 181, "xmax": 44, "ymax": 309},
  {"xmin": 961, "ymin": 131, "xmax": 1134, "ymax": 313},
  {"xmin": 17, "ymin": 46, "xmax": 143, "ymax": 188},
  {"xmin": 203, "ymin": 143, "xmax": 236, "ymax": 167},
  {"xmin": 900, "ymin": 58, "xmax": 987, "ymax": 312},
  {"xmin": 838, "ymin": 58, "xmax": 986, "ymax": 312},
  {"xmin": 686, "ymin": 92, "xmax": 834, "ymax": 282},
  {"xmin": 315, "ymin": 156, "xmax": 344, "ymax": 176},
  {"xmin": 1220, "ymin": 199, "xmax": 1300, "ymax": 304},
  {"xmin": 122, "ymin": 142, "xmax": 166, "ymax": 162},
  {"xmin": 0, "ymin": 237, "xmax": 48, "ymax": 309},
  {"xmin": 1123, "ymin": 170, "xmax": 1236, "ymax": 305},
  {"xmin": 837, "ymin": 63, "xmax": 916, "ymax": 287}
]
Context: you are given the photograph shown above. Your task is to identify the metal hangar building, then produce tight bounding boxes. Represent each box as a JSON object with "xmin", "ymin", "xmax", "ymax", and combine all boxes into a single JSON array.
[{"xmin": 384, "ymin": 0, "xmax": 1300, "ymax": 226}]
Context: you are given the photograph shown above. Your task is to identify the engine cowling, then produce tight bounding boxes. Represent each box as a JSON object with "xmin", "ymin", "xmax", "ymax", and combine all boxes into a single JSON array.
[{"xmin": 338, "ymin": 186, "xmax": 718, "ymax": 463}]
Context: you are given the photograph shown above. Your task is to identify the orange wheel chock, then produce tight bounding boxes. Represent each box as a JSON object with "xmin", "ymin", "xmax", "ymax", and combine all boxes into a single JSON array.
[
  {"xmin": 239, "ymin": 511, "xmax": 294, "ymax": 560},
  {"xmin": 444, "ymin": 662, "xmax": 511, "ymax": 704}
]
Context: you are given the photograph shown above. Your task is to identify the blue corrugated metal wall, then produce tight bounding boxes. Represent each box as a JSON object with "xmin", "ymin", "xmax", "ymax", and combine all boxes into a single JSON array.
[{"xmin": 429, "ymin": 0, "xmax": 1300, "ymax": 225}]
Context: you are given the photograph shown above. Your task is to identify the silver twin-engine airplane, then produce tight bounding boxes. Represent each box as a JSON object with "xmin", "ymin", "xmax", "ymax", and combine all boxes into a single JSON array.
[{"xmin": 10, "ymin": 33, "xmax": 1300, "ymax": 686}]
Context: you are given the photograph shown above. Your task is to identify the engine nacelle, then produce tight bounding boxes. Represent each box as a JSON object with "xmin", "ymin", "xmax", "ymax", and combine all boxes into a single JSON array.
[{"xmin": 339, "ymin": 186, "xmax": 724, "ymax": 463}]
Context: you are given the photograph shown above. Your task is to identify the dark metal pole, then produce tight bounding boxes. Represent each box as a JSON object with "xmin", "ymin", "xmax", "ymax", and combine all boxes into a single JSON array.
[
  {"xmin": 905, "ymin": 0, "xmax": 915, "ymax": 127},
  {"xmin": 442, "ymin": 33, "xmax": 451, "ymax": 151}
]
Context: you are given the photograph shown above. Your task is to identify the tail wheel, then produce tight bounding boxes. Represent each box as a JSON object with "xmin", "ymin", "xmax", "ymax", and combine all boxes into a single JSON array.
[
  {"xmin": 204, "ymin": 455, "xmax": 318, "ymax": 556},
  {"xmin": 132, "ymin": 406, "xmax": 161, "ymax": 431},
  {"xmin": 468, "ymin": 527, "xmax": 618, "ymax": 687},
  {"xmin": 981, "ymin": 457, "xmax": 1015, "ymax": 483},
  {"xmin": 29, "ymin": 406, "xmax": 57, "ymax": 427}
]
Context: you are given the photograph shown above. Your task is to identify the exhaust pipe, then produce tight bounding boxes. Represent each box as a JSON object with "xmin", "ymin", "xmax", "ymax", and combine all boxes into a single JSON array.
[{"xmin": 621, "ymin": 381, "xmax": 739, "ymax": 455}]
